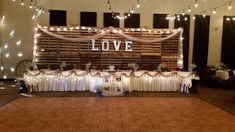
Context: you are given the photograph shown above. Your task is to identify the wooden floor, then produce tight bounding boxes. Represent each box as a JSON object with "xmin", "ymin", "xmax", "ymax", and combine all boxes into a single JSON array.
[{"xmin": 0, "ymin": 97, "xmax": 235, "ymax": 132}]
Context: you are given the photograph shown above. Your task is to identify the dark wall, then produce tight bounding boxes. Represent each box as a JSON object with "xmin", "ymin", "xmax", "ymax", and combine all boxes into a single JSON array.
[
  {"xmin": 193, "ymin": 15, "xmax": 210, "ymax": 68},
  {"xmin": 221, "ymin": 16, "xmax": 235, "ymax": 68},
  {"xmin": 80, "ymin": 12, "xmax": 97, "ymax": 27},
  {"xmin": 103, "ymin": 13, "xmax": 120, "ymax": 27},
  {"xmin": 153, "ymin": 14, "xmax": 169, "ymax": 28},
  {"xmin": 124, "ymin": 13, "xmax": 140, "ymax": 28},
  {"xmin": 174, "ymin": 15, "xmax": 190, "ymax": 70},
  {"xmin": 49, "ymin": 10, "xmax": 67, "ymax": 26}
]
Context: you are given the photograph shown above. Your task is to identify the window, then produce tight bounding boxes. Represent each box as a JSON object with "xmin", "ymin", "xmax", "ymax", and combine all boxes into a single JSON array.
[
  {"xmin": 80, "ymin": 12, "xmax": 97, "ymax": 27},
  {"xmin": 124, "ymin": 13, "xmax": 140, "ymax": 28},
  {"xmin": 103, "ymin": 13, "xmax": 120, "ymax": 27},
  {"xmin": 153, "ymin": 14, "xmax": 169, "ymax": 28},
  {"xmin": 49, "ymin": 10, "xmax": 67, "ymax": 26},
  {"xmin": 221, "ymin": 16, "xmax": 235, "ymax": 68}
]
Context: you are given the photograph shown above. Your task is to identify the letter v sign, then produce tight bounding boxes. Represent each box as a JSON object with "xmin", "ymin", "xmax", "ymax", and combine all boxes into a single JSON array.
[{"xmin": 113, "ymin": 40, "xmax": 121, "ymax": 51}]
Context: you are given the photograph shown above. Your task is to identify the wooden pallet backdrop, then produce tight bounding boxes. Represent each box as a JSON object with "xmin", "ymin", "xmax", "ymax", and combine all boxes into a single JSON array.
[{"xmin": 35, "ymin": 27, "xmax": 181, "ymax": 70}]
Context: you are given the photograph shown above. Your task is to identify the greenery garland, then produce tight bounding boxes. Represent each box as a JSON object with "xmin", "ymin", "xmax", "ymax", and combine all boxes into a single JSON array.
[{"xmin": 24, "ymin": 70, "xmax": 194, "ymax": 79}]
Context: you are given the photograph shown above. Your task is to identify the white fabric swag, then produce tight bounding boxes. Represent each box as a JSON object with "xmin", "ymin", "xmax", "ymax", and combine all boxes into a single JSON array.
[{"xmin": 39, "ymin": 27, "xmax": 183, "ymax": 43}]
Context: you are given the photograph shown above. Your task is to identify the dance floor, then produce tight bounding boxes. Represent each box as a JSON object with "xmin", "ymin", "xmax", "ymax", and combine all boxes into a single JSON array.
[{"xmin": 0, "ymin": 97, "xmax": 235, "ymax": 131}]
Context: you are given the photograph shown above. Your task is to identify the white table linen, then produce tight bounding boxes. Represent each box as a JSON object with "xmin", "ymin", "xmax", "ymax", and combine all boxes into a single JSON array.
[
  {"xmin": 24, "ymin": 70, "xmax": 195, "ymax": 93},
  {"xmin": 216, "ymin": 70, "xmax": 230, "ymax": 80}
]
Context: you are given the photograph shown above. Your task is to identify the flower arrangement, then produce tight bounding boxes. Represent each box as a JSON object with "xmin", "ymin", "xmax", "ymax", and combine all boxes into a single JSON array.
[
  {"xmin": 158, "ymin": 63, "xmax": 166, "ymax": 68},
  {"xmin": 128, "ymin": 63, "xmax": 137, "ymax": 68},
  {"xmin": 157, "ymin": 63, "xmax": 166, "ymax": 72},
  {"xmin": 128, "ymin": 63, "xmax": 138, "ymax": 71}
]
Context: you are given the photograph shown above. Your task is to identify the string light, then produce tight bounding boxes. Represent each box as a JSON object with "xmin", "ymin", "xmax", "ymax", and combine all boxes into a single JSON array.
[
  {"xmin": 193, "ymin": 16, "xmax": 196, "ymax": 20},
  {"xmin": 194, "ymin": 0, "xmax": 198, "ymax": 8},
  {"xmin": 137, "ymin": 0, "xmax": 140, "ymax": 8},
  {"xmin": 4, "ymin": 44, "xmax": 8, "ymax": 49},
  {"xmin": 213, "ymin": 8, "xmax": 217, "ymax": 14},
  {"xmin": 18, "ymin": 52, "xmax": 23, "ymax": 57},
  {"xmin": 187, "ymin": 7, "xmax": 191, "ymax": 13},
  {"xmin": 228, "ymin": 2, "xmax": 232, "ymax": 10},
  {"xmin": 182, "ymin": 10, "xmax": 185, "ymax": 16},
  {"xmin": 5, "ymin": 53, "xmax": 10, "ymax": 58},
  {"xmin": 226, "ymin": 17, "xmax": 231, "ymax": 21},
  {"xmin": 131, "ymin": 6, "xmax": 134, "ymax": 14},
  {"xmin": 10, "ymin": 67, "xmax": 15, "ymax": 72},
  {"xmin": 16, "ymin": 40, "xmax": 22, "ymax": 46},
  {"xmin": 11, "ymin": 0, "xmax": 48, "ymax": 14},
  {"xmin": 20, "ymin": 0, "xmax": 25, "ymax": 6},
  {"xmin": 0, "ymin": 66, "xmax": 4, "ymax": 71},
  {"xmin": 107, "ymin": 0, "xmax": 141, "ymax": 20},
  {"xmin": 10, "ymin": 30, "xmax": 15, "ymax": 38},
  {"xmin": 29, "ymin": 0, "xmax": 33, "ymax": 9},
  {"xmin": 203, "ymin": 11, "xmax": 206, "ymax": 17}
]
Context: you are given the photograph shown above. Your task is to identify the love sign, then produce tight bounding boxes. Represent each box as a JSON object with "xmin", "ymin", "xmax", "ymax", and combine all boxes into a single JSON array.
[{"xmin": 91, "ymin": 39, "xmax": 133, "ymax": 52}]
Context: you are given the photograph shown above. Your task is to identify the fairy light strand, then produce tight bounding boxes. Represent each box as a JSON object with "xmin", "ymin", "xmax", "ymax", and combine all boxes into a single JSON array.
[{"xmin": 107, "ymin": 0, "xmax": 141, "ymax": 20}]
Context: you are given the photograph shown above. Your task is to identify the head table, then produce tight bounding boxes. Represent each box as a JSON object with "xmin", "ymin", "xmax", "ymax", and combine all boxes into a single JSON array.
[{"xmin": 23, "ymin": 70, "xmax": 197, "ymax": 93}]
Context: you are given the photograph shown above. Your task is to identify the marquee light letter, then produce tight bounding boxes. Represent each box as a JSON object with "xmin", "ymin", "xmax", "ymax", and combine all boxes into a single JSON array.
[
  {"xmin": 91, "ymin": 39, "xmax": 99, "ymax": 51},
  {"xmin": 102, "ymin": 40, "xmax": 109, "ymax": 51},
  {"xmin": 113, "ymin": 40, "xmax": 121, "ymax": 51},
  {"xmin": 125, "ymin": 41, "xmax": 132, "ymax": 52}
]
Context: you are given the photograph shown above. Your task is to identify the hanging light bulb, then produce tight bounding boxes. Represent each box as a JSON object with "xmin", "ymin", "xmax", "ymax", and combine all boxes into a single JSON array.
[
  {"xmin": 203, "ymin": 11, "xmax": 206, "ymax": 17},
  {"xmin": 10, "ymin": 30, "xmax": 15, "ymax": 38},
  {"xmin": 11, "ymin": 67, "xmax": 15, "ymax": 72},
  {"xmin": 137, "ymin": 0, "xmax": 140, "ymax": 8},
  {"xmin": 131, "ymin": 6, "xmax": 134, "ymax": 14},
  {"xmin": 226, "ymin": 17, "xmax": 231, "ymax": 21},
  {"xmin": 4, "ymin": 44, "xmax": 8, "ymax": 49},
  {"xmin": 16, "ymin": 40, "xmax": 22, "ymax": 46},
  {"xmin": 188, "ymin": 7, "xmax": 191, "ymax": 13},
  {"xmin": 5, "ymin": 53, "xmax": 10, "ymax": 58},
  {"xmin": 184, "ymin": 17, "xmax": 188, "ymax": 21},
  {"xmin": 195, "ymin": 0, "xmax": 198, "ymax": 8},
  {"xmin": 182, "ymin": 10, "xmax": 185, "ymax": 16},
  {"xmin": 20, "ymin": 0, "xmax": 25, "ymax": 6},
  {"xmin": 228, "ymin": 2, "xmax": 232, "ymax": 10},
  {"xmin": 36, "ymin": 6, "xmax": 39, "ymax": 11},
  {"xmin": 29, "ymin": 0, "xmax": 33, "ymax": 9},
  {"xmin": 233, "ymin": 17, "xmax": 235, "ymax": 21},
  {"xmin": 18, "ymin": 52, "xmax": 23, "ymax": 57},
  {"xmin": 193, "ymin": 16, "xmax": 196, "ymax": 20},
  {"xmin": 0, "ymin": 66, "xmax": 4, "ymax": 71},
  {"xmin": 213, "ymin": 8, "xmax": 217, "ymax": 14}
]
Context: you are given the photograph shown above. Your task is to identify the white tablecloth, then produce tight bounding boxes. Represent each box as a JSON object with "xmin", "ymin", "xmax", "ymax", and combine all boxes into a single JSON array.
[
  {"xmin": 24, "ymin": 70, "xmax": 195, "ymax": 93},
  {"xmin": 216, "ymin": 70, "xmax": 229, "ymax": 80}
]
